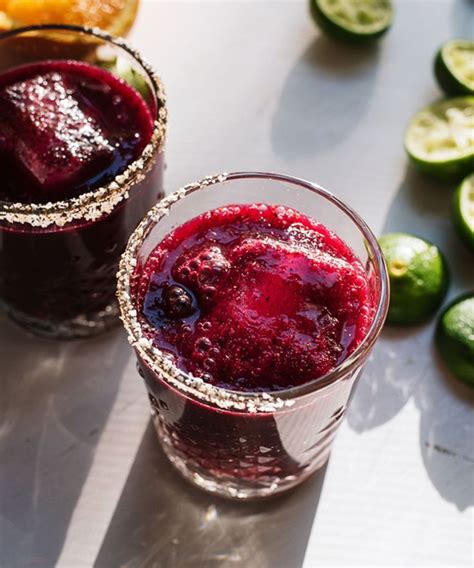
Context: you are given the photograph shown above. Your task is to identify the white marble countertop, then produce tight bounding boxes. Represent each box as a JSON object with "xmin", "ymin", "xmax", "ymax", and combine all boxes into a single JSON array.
[{"xmin": 1, "ymin": 1, "xmax": 473, "ymax": 567}]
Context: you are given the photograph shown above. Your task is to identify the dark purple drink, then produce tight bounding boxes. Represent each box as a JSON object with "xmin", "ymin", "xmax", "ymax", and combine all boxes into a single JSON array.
[
  {"xmin": 138, "ymin": 358, "xmax": 352, "ymax": 497},
  {"xmin": 0, "ymin": 42, "xmax": 167, "ymax": 338},
  {"xmin": 118, "ymin": 174, "xmax": 388, "ymax": 499},
  {"xmin": 138, "ymin": 204, "xmax": 375, "ymax": 390},
  {"xmin": 135, "ymin": 204, "xmax": 375, "ymax": 491}
]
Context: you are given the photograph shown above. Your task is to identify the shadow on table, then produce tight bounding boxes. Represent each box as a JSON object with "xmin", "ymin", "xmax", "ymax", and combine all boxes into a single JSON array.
[
  {"xmin": 95, "ymin": 422, "xmax": 327, "ymax": 568},
  {"xmin": 346, "ymin": 167, "xmax": 474, "ymax": 511},
  {"xmin": 0, "ymin": 317, "xmax": 130, "ymax": 568},
  {"xmin": 347, "ymin": 326, "xmax": 423, "ymax": 433},
  {"xmin": 451, "ymin": 0, "xmax": 474, "ymax": 37},
  {"xmin": 418, "ymin": 340, "xmax": 474, "ymax": 511},
  {"xmin": 271, "ymin": 35, "xmax": 381, "ymax": 159}
]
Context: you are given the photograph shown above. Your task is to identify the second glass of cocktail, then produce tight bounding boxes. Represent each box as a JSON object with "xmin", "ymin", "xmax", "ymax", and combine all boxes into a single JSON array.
[
  {"xmin": 0, "ymin": 25, "xmax": 167, "ymax": 339},
  {"xmin": 118, "ymin": 172, "xmax": 389, "ymax": 498}
]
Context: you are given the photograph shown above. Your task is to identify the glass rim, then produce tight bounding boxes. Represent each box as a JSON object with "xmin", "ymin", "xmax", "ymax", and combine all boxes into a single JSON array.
[
  {"xmin": 0, "ymin": 24, "xmax": 167, "ymax": 229},
  {"xmin": 117, "ymin": 172, "xmax": 390, "ymax": 413}
]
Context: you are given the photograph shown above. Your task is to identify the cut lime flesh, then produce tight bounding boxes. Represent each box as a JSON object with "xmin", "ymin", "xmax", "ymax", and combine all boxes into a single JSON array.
[
  {"xmin": 453, "ymin": 174, "xmax": 474, "ymax": 252},
  {"xmin": 405, "ymin": 97, "xmax": 474, "ymax": 180},
  {"xmin": 437, "ymin": 294, "xmax": 474, "ymax": 386},
  {"xmin": 436, "ymin": 39, "xmax": 474, "ymax": 95},
  {"xmin": 98, "ymin": 56, "xmax": 150, "ymax": 99},
  {"xmin": 311, "ymin": 0, "xmax": 393, "ymax": 42}
]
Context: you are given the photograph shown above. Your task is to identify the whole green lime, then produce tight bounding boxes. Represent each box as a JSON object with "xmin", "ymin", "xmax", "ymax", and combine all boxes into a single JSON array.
[
  {"xmin": 436, "ymin": 294, "xmax": 474, "ymax": 387},
  {"xmin": 379, "ymin": 233, "xmax": 449, "ymax": 325}
]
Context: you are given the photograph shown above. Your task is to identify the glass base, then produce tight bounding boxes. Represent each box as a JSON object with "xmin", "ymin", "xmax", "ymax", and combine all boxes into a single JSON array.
[
  {"xmin": 154, "ymin": 418, "xmax": 329, "ymax": 500},
  {"xmin": 4, "ymin": 301, "xmax": 120, "ymax": 340}
]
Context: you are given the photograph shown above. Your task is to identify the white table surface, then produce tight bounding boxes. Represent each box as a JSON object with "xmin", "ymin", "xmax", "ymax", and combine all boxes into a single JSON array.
[{"xmin": 1, "ymin": 1, "xmax": 473, "ymax": 567}]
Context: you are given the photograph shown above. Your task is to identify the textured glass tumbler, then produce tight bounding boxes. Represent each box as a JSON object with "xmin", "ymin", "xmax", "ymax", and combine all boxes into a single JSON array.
[
  {"xmin": 118, "ymin": 172, "xmax": 389, "ymax": 499},
  {"xmin": 0, "ymin": 25, "xmax": 167, "ymax": 339}
]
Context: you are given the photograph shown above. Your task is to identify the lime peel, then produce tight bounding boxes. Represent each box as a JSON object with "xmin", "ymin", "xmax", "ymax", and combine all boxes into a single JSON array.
[
  {"xmin": 405, "ymin": 97, "xmax": 474, "ymax": 180},
  {"xmin": 435, "ymin": 39, "xmax": 474, "ymax": 96},
  {"xmin": 436, "ymin": 294, "xmax": 474, "ymax": 386},
  {"xmin": 310, "ymin": 0, "xmax": 393, "ymax": 43},
  {"xmin": 453, "ymin": 174, "xmax": 474, "ymax": 252},
  {"xmin": 379, "ymin": 233, "xmax": 449, "ymax": 325}
]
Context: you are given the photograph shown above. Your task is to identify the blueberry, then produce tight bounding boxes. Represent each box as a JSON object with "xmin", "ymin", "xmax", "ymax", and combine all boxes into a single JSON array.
[
  {"xmin": 195, "ymin": 337, "xmax": 212, "ymax": 352},
  {"xmin": 163, "ymin": 285, "xmax": 195, "ymax": 319}
]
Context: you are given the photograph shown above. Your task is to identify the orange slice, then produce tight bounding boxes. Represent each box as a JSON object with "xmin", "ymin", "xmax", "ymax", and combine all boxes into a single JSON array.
[{"xmin": 0, "ymin": 0, "xmax": 139, "ymax": 37}]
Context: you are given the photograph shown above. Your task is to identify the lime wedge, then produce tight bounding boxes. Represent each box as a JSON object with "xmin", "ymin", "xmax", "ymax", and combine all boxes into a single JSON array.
[
  {"xmin": 405, "ymin": 97, "xmax": 474, "ymax": 180},
  {"xmin": 453, "ymin": 174, "xmax": 474, "ymax": 253},
  {"xmin": 310, "ymin": 0, "xmax": 393, "ymax": 43},
  {"xmin": 379, "ymin": 233, "xmax": 449, "ymax": 325},
  {"xmin": 435, "ymin": 39, "xmax": 474, "ymax": 96},
  {"xmin": 436, "ymin": 294, "xmax": 474, "ymax": 387}
]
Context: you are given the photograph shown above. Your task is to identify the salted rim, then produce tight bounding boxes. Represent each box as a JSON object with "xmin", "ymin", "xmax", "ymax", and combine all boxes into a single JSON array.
[
  {"xmin": 117, "ymin": 172, "xmax": 390, "ymax": 413},
  {"xmin": 0, "ymin": 24, "xmax": 167, "ymax": 228}
]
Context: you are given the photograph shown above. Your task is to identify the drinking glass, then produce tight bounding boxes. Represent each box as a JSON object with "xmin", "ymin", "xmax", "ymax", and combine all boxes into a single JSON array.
[
  {"xmin": 117, "ymin": 172, "xmax": 389, "ymax": 499},
  {"xmin": 0, "ymin": 25, "xmax": 167, "ymax": 339}
]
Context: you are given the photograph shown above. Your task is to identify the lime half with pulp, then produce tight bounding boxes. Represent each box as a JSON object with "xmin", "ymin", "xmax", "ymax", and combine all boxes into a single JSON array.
[
  {"xmin": 405, "ymin": 97, "xmax": 474, "ymax": 180},
  {"xmin": 310, "ymin": 0, "xmax": 393, "ymax": 43},
  {"xmin": 379, "ymin": 233, "xmax": 449, "ymax": 325},
  {"xmin": 436, "ymin": 294, "xmax": 474, "ymax": 387},
  {"xmin": 98, "ymin": 56, "xmax": 150, "ymax": 99},
  {"xmin": 434, "ymin": 39, "xmax": 474, "ymax": 96},
  {"xmin": 453, "ymin": 174, "xmax": 474, "ymax": 253}
]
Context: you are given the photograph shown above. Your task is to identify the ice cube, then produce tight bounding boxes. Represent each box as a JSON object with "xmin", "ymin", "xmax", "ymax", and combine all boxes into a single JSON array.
[{"xmin": 0, "ymin": 72, "xmax": 114, "ymax": 190}]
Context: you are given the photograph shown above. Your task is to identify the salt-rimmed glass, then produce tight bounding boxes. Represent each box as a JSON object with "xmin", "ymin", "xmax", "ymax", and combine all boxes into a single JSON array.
[
  {"xmin": 117, "ymin": 172, "xmax": 389, "ymax": 499},
  {"xmin": 0, "ymin": 25, "xmax": 167, "ymax": 339}
]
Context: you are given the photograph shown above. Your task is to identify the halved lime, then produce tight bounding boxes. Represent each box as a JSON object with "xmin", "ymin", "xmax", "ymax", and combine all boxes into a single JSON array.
[
  {"xmin": 98, "ymin": 56, "xmax": 150, "ymax": 99},
  {"xmin": 453, "ymin": 174, "xmax": 474, "ymax": 253},
  {"xmin": 379, "ymin": 233, "xmax": 449, "ymax": 325},
  {"xmin": 310, "ymin": 0, "xmax": 393, "ymax": 43},
  {"xmin": 405, "ymin": 97, "xmax": 474, "ymax": 181},
  {"xmin": 436, "ymin": 294, "xmax": 474, "ymax": 387},
  {"xmin": 434, "ymin": 39, "xmax": 474, "ymax": 96}
]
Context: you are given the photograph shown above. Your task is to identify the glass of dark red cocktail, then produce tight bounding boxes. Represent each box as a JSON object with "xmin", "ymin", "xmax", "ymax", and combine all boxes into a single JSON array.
[
  {"xmin": 0, "ymin": 25, "xmax": 167, "ymax": 339},
  {"xmin": 118, "ymin": 173, "xmax": 389, "ymax": 499}
]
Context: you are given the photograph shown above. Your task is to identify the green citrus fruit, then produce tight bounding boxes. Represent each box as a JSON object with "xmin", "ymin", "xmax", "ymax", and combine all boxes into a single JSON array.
[
  {"xmin": 453, "ymin": 174, "xmax": 474, "ymax": 253},
  {"xmin": 379, "ymin": 233, "xmax": 449, "ymax": 325},
  {"xmin": 436, "ymin": 294, "xmax": 474, "ymax": 387},
  {"xmin": 404, "ymin": 97, "xmax": 474, "ymax": 181},
  {"xmin": 309, "ymin": 0, "xmax": 393, "ymax": 43},
  {"xmin": 434, "ymin": 39, "xmax": 474, "ymax": 96},
  {"xmin": 98, "ymin": 56, "xmax": 150, "ymax": 99}
]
